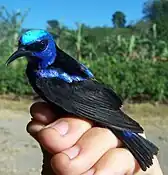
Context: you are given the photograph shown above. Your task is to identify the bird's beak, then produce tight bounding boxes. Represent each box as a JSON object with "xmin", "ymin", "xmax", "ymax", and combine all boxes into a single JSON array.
[{"xmin": 6, "ymin": 48, "xmax": 32, "ymax": 66}]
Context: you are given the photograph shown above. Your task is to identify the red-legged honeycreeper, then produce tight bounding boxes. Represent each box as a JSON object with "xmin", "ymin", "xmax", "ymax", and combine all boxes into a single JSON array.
[{"xmin": 6, "ymin": 29, "xmax": 158, "ymax": 171}]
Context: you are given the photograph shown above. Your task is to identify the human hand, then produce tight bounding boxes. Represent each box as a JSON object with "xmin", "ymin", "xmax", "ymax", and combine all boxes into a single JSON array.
[{"xmin": 27, "ymin": 102, "xmax": 163, "ymax": 175}]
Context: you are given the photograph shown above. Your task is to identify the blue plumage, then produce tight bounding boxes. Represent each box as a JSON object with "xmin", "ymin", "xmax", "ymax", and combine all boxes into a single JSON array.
[
  {"xmin": 19, "ymin": 30, "xmax": 93, "ymax": 80},
  {"xmin": 32, "ymin": 39, "xmax": 56, "ymax": 69},
  {"xmin": 71, "ymin": 75, "xmax": 86, "ymax": 82},
  {"xmin": 80, "ymin": 64, "xmax": 94, "ymax": 78},
  {"xmin": 6, "ymin": 29, "xmax": 159, "ymax": 172},
  {"xmin": 123, "ymin": 130, "xmax": 135, "ymax": 138},
  {"xmin": 21, "ymin": 30, "xmax": 49, "ymax": 45},
  {"xmin": 20, "ymin": 30, "xmax": 56, "ymax": 69},
  {"xmin": 36, "ymin": 68, "xmax": 86, "ymax": 83}
]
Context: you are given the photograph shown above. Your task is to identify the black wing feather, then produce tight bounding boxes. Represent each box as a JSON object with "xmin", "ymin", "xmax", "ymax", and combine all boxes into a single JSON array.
[{"xmin": 35, "ymin": 77, "xmax": 143, "ymax": 133}]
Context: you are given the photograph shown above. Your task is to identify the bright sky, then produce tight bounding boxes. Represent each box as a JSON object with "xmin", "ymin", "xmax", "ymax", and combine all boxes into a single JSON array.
[{"xmin": 1, "ymin": 0, "xmax": 147, "ymax": 29}]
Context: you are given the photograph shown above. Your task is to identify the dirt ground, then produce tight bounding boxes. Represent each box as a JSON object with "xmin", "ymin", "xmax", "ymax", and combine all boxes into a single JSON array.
[{"xmin": 0, "ymin": 99, "xmax": 167, "ymax": 175}]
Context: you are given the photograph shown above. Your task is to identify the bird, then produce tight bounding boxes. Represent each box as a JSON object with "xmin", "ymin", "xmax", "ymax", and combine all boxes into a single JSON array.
[{"xmin": 6, "ymin": 29, "xmax": 158, "ymax": 171}]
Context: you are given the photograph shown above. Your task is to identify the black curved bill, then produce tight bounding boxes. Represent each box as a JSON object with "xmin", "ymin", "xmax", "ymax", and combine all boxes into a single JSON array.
[{"xmin": 6, "ymin": 49, "xmax": 32, "ymax": 66}]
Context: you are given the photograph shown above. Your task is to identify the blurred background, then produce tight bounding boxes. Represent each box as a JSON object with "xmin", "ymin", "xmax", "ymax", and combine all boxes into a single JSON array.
[{"xmin": 0, "ymin": 0, "xmax": 167, "ymax": 174}]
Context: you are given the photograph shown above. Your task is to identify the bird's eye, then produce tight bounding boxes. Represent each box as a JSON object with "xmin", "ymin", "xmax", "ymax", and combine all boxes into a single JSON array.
[
  {"xmin": 25, "ymin": 40, "xmax": 48, "ymax": 52},
  {"xmin": 38, "ymin": 40, "xmax": 48, "ymax": 51}
]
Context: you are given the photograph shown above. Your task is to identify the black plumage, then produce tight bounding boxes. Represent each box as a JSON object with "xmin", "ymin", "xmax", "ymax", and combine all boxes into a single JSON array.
[{"xmin": 26, "ymin": 46, "xmax": 158, "ymax": 171}]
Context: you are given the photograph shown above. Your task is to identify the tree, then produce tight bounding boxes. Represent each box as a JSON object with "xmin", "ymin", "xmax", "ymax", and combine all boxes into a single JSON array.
[
  {"xmin": 64, "ymin": 23, "xmax": 97, "ymax": 60},
  {"xmin": 0, "ymin": 6, "xmax": 28, "ymax": 64},
  {"xmin": 64, "ymin": 23, "xmax": 84, "ymax": 60},
  {"xmin": 112, "ymin": 11, "xmax": 126, "ymax": 28},
  {"xmin": 128, "ymin": 20, "xmax": 151, "ymax": 36},
  {"xmin": 143, "ymin": 0, "xmax": 168, "ymax": 39},
  {"xmin": 47, "ymin": 20, "xmax": 66, "ymax": 46}
]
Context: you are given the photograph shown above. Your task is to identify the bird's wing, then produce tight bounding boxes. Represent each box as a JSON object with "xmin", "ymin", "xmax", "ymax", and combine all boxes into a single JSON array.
[
  {"xmin": 53, "ymin": 46, "xmax": 94, "ymax": 78},
  {"xmin": 36, "ymin": 78, "xmax": 143, "ymax": 133}
]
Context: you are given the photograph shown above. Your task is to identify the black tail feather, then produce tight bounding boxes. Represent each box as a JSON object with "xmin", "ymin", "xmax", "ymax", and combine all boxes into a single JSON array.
[{"xmin": 113, "ymin": 130, "xmax": 159, "ymax": 171}]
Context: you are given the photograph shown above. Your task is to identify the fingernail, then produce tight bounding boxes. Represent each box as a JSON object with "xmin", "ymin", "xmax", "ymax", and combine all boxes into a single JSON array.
[
  {"xmin": 63, "ymin": 145, "xmax": 80, "ymax": 159},
  {"xmin": 52, "ymin": 121, "xmax": 68, "ymax": 136}
]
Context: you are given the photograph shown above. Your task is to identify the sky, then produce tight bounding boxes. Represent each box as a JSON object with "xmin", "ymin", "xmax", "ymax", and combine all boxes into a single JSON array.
[{"xmin": 0, "ymin": 0, "xmax": 147, "ymax": 29}]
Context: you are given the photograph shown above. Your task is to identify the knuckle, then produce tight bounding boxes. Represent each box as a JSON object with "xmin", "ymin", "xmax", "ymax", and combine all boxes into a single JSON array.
[
  {"xmin": 89, "ymin": 127, "xmax": 118, "ymax": 146},
  {"xmin": 91, "ymin": 127, "xmax": 113, "ymax": 136},
  {"xmin": 111, "ymin": 148, "xmax": 133, "ymax": 160},
  {"xmin": 51, "ymin": 153, "xmax": 69, "ymax": 175},
  {"xmin": 51, "ymin": 153, "xmax": 78, "ymax": 175}
]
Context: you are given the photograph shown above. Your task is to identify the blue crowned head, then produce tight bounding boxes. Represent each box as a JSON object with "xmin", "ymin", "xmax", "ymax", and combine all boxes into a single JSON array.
[{"xmin": 6, "ymin": 29, "xmax": 57, "ymax": 69}]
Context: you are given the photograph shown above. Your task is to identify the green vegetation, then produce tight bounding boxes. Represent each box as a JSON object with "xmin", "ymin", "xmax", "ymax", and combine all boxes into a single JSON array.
[
  {"xmin": 112, "ymin": 11, "xmax": 126, "ymax": 28},
  {"xmin": 0, "ymin": 0, "xmax": 167, "ymax": 102}
]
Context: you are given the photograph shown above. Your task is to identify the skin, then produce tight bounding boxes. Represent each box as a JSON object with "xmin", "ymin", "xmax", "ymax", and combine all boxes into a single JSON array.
[{"xmin": 27, "ymin": 102, "xmax": 163, "ymax": 175}]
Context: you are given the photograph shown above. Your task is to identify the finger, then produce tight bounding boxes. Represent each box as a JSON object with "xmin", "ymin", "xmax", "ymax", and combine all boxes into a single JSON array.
[
  {"xmin": 28, "ymin": 102, "xmax": 63, "ymax": 138},
  {"xmin": 51, "ymin": 127, "xmax": 122, "ymax": 175},
  {"xmin": 27, "ymin": 102, "xmax": 56, "ymax": 136},
  {"xmin": 84, "ymin": 148, "xmax": 138, "ymax": 175},
  {"xmin": 30, "ymin": 102, "xmax": 56, "ymax": 124},
  {"xmin": 37, "ymin": 116, "xmax": 93, "ymax": 153},
  {"xmin": 26, "ymin": 120, "xmax": 45, "ymax": 137}
]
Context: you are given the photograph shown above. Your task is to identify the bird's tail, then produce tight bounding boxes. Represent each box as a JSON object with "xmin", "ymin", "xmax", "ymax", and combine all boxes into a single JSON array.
[{"xmin": 113, "ymin": 130, "xmax": 159, "ymax": 171}]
